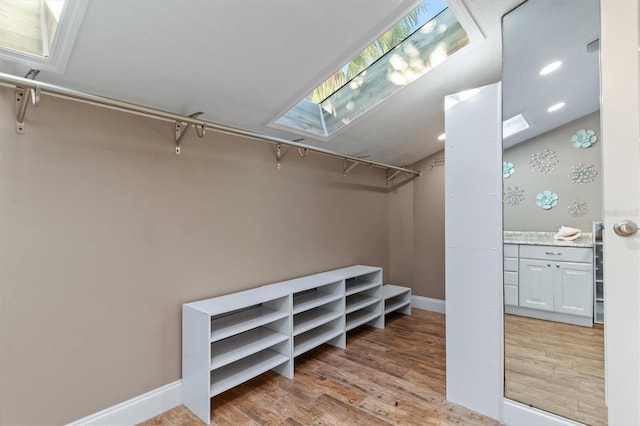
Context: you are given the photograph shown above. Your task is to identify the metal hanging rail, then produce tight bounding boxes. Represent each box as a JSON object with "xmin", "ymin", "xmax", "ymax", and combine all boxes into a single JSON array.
[{"xmin": 0, "ymin": 71, "xmax": 421, "ymax": 179}]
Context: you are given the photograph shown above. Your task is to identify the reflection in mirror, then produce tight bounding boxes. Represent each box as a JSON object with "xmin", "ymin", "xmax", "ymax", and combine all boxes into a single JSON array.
[{"xmin": 502, "ymin": 1, "xmax": 605, "ymax": 424}]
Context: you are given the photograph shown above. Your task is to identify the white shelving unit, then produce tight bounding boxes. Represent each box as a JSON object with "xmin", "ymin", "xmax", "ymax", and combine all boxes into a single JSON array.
[
  {"xmin": 593, "ymin": 221, "xmax": 604, "ymax": 324},
  {"xmin": 182, "ymin": 265, "xmax": 385, "ymax": 424},
  {"xmin": 182, "ymin": 287, "xmax": 292, "ymax": 425},
  {"xmin": 383, "ymin": 284, "xmax": 412, "ymax": 315}
]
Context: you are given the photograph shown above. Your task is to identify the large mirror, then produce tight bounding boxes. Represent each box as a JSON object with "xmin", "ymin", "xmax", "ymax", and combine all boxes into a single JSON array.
[{"xmin": 502, "ymin": 1, "xmax": 605, "ymax": 424}]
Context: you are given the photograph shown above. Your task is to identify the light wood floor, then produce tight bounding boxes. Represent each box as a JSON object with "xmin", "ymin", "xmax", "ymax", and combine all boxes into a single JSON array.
[
  {"xmin": 141, "ymin": 309, "xmax": 500, "ymax": 425},
  {"xmin": 504, "ymin": 314, "xmax": 606, "ymax": 425}
]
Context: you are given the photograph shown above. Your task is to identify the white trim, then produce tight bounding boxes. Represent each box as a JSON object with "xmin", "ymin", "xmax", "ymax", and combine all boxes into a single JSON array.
[
  {"xmin": 446, "ymin": 0, "xmax": 485, "ymax": 43},
  {"xmin": 501, "ymin": 399, "xmax": 584, "ymax": 426},
  {"xmin": 412, "ymin": 295, "xmax": 445, "ymax": 313},
  {"xmin": 504, "ymin": 305, "xmax": 593, "ymax": 327},
  {"xmin": 66, "ymin": 380, "xmax": 181, "ymax": 426}
]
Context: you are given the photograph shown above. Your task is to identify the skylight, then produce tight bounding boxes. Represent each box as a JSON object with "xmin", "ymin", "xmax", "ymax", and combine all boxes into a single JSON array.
[
  {"xmin": 503, "ymin": 113, "xmax": 530, "ymax": 138},
  {"xmin": 272, "ymin": 0, "xmax": 471, "ymax": 139},
  {"xmin": 0, "ymin": 0, "xmax": 87, "ymax": 72},
  {"xmin": 0, "ymin": 0, "xmax": 65, "ymax": 58}
]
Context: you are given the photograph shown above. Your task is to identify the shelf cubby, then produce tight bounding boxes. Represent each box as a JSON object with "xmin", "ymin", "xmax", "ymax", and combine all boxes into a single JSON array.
[
  {"xmin": 293, "ymin": 305, "xmax": 343, "ymax": 336},
  {"xmin": 346, "ymin": 293, "xmax": 379, "ymax": 314},
  {"xmin": 346, "ymin": 309, "xmax": 381, "ymax": 331},
  {"xmin": 210, "ymin": 326, "xmax": 289, "ymax": 370},
  {"xmin": 383, "ymin": 284, "xmax": 412, "ymax": 315},
  {"xmin": 210, "ymin": 306, "xmax": 288, "ymax": 342},
  {"xmin": 209, "ymin": 348, "xmax": 290, "ymax": 396},
  {"xmin": 294, "ymin": 320, "xmax": 344, "ymax": 357},
  {"xmin": 293, "ymin": 289, "xmax": 342, "ymax": 315}
]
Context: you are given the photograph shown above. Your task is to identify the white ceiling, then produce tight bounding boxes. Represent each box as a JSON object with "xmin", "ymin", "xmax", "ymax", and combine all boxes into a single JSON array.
[{"xmin": 1, "ymin": 0, "xmax": 527, "ymax": 166}]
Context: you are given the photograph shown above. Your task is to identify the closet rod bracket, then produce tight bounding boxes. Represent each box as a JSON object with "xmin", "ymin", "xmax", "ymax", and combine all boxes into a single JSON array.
[
  {"xmin": 275, "ymin": 144, "xmax": 290, "ymax": 169},
  {"xmin": 386, "ymin": 169, "xmax": 401, "ymax": 183},
  {"xmin": 343, "ymin": 159, "xmax": 359, "ymax": 177},
  {"xmin": 175, "ymin": 112, "xmax": 205, "ymax": 154},
  {"xmin": 15, "ymin": 69, "xmax": 40, "ymax": 134}
]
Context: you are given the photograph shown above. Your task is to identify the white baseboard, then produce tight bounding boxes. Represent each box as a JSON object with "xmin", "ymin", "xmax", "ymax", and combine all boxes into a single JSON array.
[
  {"xmin": 412, "ymin": 295, "xmax": 446, "ymax": 313},
  {"xmin": 502, "ymin": 399, "xmax": 583, "ymax": 426},
  {"xmin": 66, "ymin": 380, "xmax": 182, "ymax": 426}
]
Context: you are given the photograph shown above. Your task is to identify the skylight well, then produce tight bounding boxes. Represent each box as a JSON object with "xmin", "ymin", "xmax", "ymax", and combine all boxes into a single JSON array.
[
  {"xmin": 0, "ymin": 0, "xmax": 65, "ymax": 57},
  {"xmin": 272, "ymin": 0, "xmax": 472, "ymax": 139},
  {"xmin": 0, "ymin": 0, "xmax": 87, "ymax": 72}
]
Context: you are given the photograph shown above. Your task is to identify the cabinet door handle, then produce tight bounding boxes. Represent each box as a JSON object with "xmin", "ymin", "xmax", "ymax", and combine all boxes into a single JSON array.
[
  {"xmin": 545, "ymin": 252, "xmax": 562, "ymax": 255},
  {"xmin": 556, "ymin": 264, "xmax": 560, "ymax": 268},
  {"xmin": 547, "ymin": 263, "xmax": 551, "ymax": 267}
]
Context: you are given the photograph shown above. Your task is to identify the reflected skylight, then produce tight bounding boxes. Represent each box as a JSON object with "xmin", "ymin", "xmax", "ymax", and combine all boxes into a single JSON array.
[
  {"xmin": 503, "ymin": 113, "xmax": 530, "ymax": 138},
  {"xmin": 273, "ymin": 0, "xmax": 470, "ymax": 139},
  {"xmin": 0, "ymin": 0, "xmax": 66, "ymax": 57}
]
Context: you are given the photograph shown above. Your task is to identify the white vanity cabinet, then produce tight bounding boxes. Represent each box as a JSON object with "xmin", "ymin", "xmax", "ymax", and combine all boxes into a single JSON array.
[
  {"xmin": 554, "ymin": 262, "xmax": 593, "ymax": 316},
  {"xmin": 503, "ymin": 244, "xmax": 519, "ymax": 306},
  {"xmin": 506, "ymin": 244, "xmax": 594, "ymax": 326},
  {"xmin": 519, "ymin": 259, "xmax": 555, "ymax": 311}
]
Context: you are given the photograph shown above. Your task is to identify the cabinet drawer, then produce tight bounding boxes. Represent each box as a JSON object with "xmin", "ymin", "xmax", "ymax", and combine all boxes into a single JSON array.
[
  {"xmin": 504, "ymin": 271, "xmax": 518, "ymax": 286},
  {"xmin": 504, "ymin": 285, "xmax": 518, "ymax": 306},
  {"xmin": 504, "ymin": 258, "xmax": 518, "ymax": 272},
  {"xmin": 519, "ymin": 245, "xmax": 592, "ymax": 263},
  {"xmin": 504, "ymin": 244, "xmax": 518, "ymax": 258}
]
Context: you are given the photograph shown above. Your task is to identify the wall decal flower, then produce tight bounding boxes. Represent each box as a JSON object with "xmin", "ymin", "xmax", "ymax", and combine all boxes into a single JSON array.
[
  {"xmin": 569, "ymin": 163, "xmax": 598, "ymax": 184},
  {"xmin": 530, "ymin": 149, "xmax": 558, "ymax": 173},
  {"xmin": 568, "ymin": 199, "xmax": 589, "ymax": 217},
  {"xmin": 504, "ymin": 186, "xmax": 525, "ymax": 206},
  {"xmin": 571, "ymin": 129, "xmax": 597, "ymax": 148},
  {"xmin": 503, "ymin": 161, "xmax": 515, "ymax": 178},
  {"xmin": 536, "ymin": 191, "xmax": 558, "ymax": 210}
]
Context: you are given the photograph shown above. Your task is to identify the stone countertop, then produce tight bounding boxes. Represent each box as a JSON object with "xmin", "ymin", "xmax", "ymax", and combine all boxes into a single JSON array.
[{"xmin": 504, "ymin": 231, "xmax": 593, "ymax": 248}]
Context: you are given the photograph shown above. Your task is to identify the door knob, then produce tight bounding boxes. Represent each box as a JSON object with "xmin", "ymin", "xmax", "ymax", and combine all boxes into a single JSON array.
[{"xmin": 613, "ymin": 219, "xmax": 639, "ymax": 237}]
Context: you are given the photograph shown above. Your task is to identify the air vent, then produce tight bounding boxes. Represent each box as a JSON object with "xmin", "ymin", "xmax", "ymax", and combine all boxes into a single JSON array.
[{"xmin": 586, "ymin": 38, "xmax": 600, "ymax": 53}]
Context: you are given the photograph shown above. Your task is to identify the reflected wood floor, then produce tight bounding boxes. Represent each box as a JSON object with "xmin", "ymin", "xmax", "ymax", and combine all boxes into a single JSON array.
[
  {"xmin": 504, "ymin": 314, "xmax": 606, "ymax": 425},
  {"xmin": 141, "ymin": 309, "xmax": 499, "ymax": 425}
]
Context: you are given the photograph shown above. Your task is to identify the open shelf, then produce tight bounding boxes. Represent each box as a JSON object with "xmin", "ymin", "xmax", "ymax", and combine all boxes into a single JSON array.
[
  {"xmin": 385, "ymin": 298, "xmax": 410, "ymax": 314},
  {"xmin": 346, "ymin": 309, "xmax": 380, "ymax": 331},
  {"xmin": 345, "ymin": 293, "xmax": 379, "ymax": 314},
  {"xmin": 210, "ymin": 349, "xmax": 289, "ymax": 396},
  {"xmin": 210, "ymin": 328, "xmax": 289, "ymax": 370},
  {"xmin": 593, "ymin": 221, "xmax": 604, "ymax": 325},
  {"xmin": 293, "ymin": 307, "xmax": 343, "ymax": 336},
  {"xmin": 293, "ymin": 291, "xmax": 342, "ymax": 315},
  {"xmin": 294, "ymin": 325, "xmax": 343, "ymax": 357},
  {"xmin": 210, "ymin": 306, "xmax": 288, "ymax": 342},
  {"xmin": 383, "ymin": 284, "xmax": 409, "ymax": 300},
  {"xmin": 345, "ymin": 279, "xmax": 380, "ymax": 296}
]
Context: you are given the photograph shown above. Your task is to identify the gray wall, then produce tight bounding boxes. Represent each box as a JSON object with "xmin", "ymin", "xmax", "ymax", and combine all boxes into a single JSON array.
[
  {"xmin": 388, "ymin": 151, "xmax": 445, "ymax": 300},
  {"xmin": 503, "ymin": 111, "xmax": 602, "ymax": 232},
  {"xmin": 0, "ymin": 87, "xmax": 391, "ymax": 425}
]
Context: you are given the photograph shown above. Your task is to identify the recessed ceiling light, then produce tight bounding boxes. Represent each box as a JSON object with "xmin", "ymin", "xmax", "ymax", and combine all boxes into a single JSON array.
[
  {"xmin": 437, "ymin": 133, "xmax": 446, "ymax": 141},
  {"xmin": 547, "ymin": 102, "xmax": 565, "ymax": 112},
  {"xmin": 539, "ymin": 61, "xmax": 562, "ymax": 76},
  {"xmin": 503, "ymin": 114, "xmax": 530, "ymax": 138}
]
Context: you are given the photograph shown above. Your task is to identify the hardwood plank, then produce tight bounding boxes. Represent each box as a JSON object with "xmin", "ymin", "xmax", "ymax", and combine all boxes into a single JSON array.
[
  {"xmin": 143, "ymin": 309, "xmax": 501, "ymax": 426},
  {"xmin": 504, "ymin": 314, "xmax": 606, "ymax": 425}
]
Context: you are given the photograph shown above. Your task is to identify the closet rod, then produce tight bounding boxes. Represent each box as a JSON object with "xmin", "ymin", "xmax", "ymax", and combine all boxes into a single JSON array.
[{"xmin": 0, "ymin": 72, "xmax": 422, "ymax": 178}]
